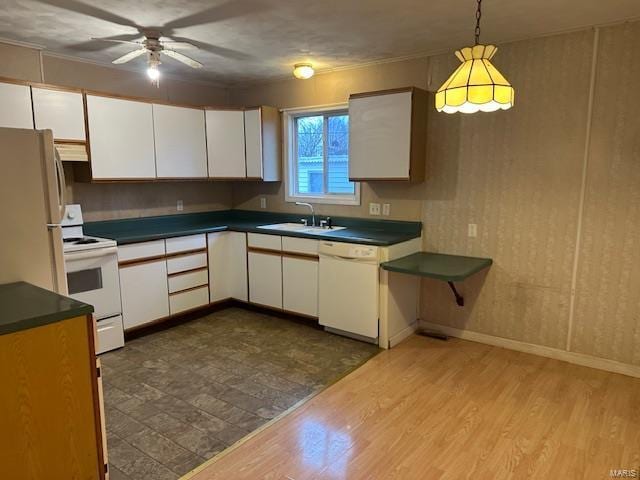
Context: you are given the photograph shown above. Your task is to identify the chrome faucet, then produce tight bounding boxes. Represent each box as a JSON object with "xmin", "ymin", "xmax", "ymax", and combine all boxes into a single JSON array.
[{"xmin": 295, "ymin": 202, "xmax": 316, "ymax": 227}]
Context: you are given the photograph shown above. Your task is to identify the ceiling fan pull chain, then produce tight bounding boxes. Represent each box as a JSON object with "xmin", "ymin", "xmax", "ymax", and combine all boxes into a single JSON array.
[{"xmin": 475, "ymin": 0, "xmax": 482, "ymax": 45}]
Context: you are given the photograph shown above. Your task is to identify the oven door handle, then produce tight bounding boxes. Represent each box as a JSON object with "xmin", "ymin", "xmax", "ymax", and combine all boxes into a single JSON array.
[{"xmin": 65, "ymin": 246, "xmax": 118, "ymax": 261}]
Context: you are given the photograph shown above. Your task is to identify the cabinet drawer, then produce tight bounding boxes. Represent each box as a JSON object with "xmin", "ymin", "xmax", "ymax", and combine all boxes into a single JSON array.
[
  {"xmin": 168, "ymin": 268, "xmax": 208, "ymax": 293},
  {"xmin": 166, "ymin": 252, "xmax": 207, "ymax": 274},
  {"xmin": 118, "ymin": 240, "xmax": 165, "ymax": 262},
  {"xmin": 166, "ymin": 234, "xmax": 206, "ymax": 254},
  {"xmin": 247, "ymin": 233, "xmax": 281, "ymax": 251},
  {"xmin": 282, "ymin": 237, "xmax": 318, "ymax": 256},
  {"xmin": 169, "ymin": 286, "xmax": 209, "ymax": 314}
]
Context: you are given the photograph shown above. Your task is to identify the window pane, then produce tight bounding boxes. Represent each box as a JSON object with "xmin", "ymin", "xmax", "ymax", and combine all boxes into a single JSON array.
[
  {"xmin": 327, "ymin": 115, "xmax": 354, "ymax": 194},
  {"xmin": 296, "ymin": 115, "xmax": 324, "ymax": 194}
]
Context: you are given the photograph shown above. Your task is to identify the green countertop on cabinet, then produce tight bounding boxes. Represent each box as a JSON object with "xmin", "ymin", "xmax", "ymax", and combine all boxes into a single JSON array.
[
  {"xmin": 84, "ymin": 209, "xmax": 422, "ymax": 247},
  {"xmin": 0, "ymin": 282, "xmax": 94, "ymax": 336},
  {"xmin": 381, "ymin": 252, "xmax": 493, "ymax": 282}
]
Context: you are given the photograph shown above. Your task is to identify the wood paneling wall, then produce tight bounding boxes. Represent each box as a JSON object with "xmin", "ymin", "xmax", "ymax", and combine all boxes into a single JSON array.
[
  {"xmin": 420, "ymin": 30, "xmax": 594, "ymax": 349},
  {"xmin": 570, "ymin": 22, "xmax": 640, "ymax": 365}
]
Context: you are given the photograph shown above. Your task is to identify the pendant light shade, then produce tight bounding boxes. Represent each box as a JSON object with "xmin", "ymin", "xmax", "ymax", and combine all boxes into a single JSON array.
[
  {"xmin": 435, "ymin": 44, "xmax": 514, "ymax": 114},
  {"xmin": 436, "ymin": 0, "xmax": 515, "ymax": 114}
]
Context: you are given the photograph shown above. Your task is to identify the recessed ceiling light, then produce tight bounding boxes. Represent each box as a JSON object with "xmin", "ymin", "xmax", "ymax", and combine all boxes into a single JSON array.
[{"xmin": 293, "ymin": 63, "xmax": 314, "ymax": 80}]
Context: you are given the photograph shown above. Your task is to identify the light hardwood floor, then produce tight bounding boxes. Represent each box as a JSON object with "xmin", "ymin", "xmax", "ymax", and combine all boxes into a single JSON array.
[{"xmin": 185, "ymin": 334, "xmax": 640, "ymax": 480}]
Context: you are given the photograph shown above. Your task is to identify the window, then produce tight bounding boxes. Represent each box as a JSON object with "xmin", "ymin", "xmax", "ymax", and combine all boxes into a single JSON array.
[{"xmin": 284, "ymin": 105, "xmax": 360, "ymax": 205}]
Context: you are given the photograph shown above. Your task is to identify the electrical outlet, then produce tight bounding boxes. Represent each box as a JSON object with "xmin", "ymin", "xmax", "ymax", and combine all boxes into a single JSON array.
[
  {"xmin": 260, "ymin": 197, "xmax": 267, "ymax": 209},
  {"xmin": 369, "ymin": 203, "xmax": 381, "ymax": 216},
  {"xmin": 177, "ymin": 200, "xmax": 184, "ymax": 212},
  {"xmin": 468, "ymin": 223, "xmax": 478, "ymax": 238},
  {"xmin": 382, "ymin": 203, "xmax": 391, "ymax": 216}
]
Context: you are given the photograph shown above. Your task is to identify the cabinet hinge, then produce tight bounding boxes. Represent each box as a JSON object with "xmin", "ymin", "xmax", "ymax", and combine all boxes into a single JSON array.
[{"xmin": 96, "ymin": 366, "xmax": 101, "ymax": 378}]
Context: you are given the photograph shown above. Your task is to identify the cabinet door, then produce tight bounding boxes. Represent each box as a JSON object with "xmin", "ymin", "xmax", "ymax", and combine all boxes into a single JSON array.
[
  {"xmin": 349, "ymin": 91, "xmax": 412, "ymax": 180},
  {"xmin": 86, "ymin": 95, "xmax": 156, "ymax": 179},
  {"xmin": 248, "ymin": 251, "xmax": 282, "ymax": 309},
  {"xmin": 153, "ymin": 104, "xmax": 207, "ymax": 178},
  {"xmin": 244, "ymin": 108, "xmax": 262, "ymax": 179},
  {"xmin": 206, "ymin": 109, "xmax": 246, "ymax": 178},
  {"xmin": 32, "ymin": 88, "xmax": 86, "ymax": 141},
  {"xmin": 0, "ymin": 82, "xmax": 33, "ymax": 129},
  {"xmin": 119, "ymin": 260, "xmax": 169, "ymax": 329},
  {"xmin": 208, "ymin": 231, "xmax": 248, "ymax": 302},
  {"xmin": 283, "ymin": 256, "xmax": 318, "ymax": 317}
]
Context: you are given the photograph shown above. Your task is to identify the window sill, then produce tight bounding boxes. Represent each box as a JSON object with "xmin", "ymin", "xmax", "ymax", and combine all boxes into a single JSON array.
[{"xmin": 285, "ymin": 193, "xmax": 361, "ymax": 206}]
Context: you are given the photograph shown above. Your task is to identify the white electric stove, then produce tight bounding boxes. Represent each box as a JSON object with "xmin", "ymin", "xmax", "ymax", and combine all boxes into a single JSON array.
[{"xmin": 62, "ymin": 205, "xmax": 124, "ymax": 354}]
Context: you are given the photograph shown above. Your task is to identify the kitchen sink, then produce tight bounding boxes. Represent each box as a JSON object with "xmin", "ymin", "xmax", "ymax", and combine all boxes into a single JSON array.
[{"xmin": 257, "ymin": 222, "xmax": 346, "ymax": 234}]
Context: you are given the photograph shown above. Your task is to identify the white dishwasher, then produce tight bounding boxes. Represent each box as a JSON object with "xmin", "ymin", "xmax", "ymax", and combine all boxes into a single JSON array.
[{"xmin": 318, "ymin": 241, "xmax": 379, "ymax": 342}]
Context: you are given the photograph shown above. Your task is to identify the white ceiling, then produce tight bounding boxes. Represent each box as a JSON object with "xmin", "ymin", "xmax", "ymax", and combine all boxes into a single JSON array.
[{"xmin": 1, "ymin": 0, "xmax": 639, "ymax": 85}]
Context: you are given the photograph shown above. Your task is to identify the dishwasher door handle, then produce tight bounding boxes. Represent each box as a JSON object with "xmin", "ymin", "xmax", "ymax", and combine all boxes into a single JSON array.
[{"xmin": 319, "ymin": 253, "xmax": 378, "ymax": 263}]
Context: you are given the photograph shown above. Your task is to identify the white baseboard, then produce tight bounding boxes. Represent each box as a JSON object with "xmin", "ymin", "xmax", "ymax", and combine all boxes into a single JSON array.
[
  {"xmin": 389, "ymin": 321, "xmax": 418, "ymax": 348},
  {"xmin": 420, "ymin": 321, "xmax": 640, "ymax": 379}
]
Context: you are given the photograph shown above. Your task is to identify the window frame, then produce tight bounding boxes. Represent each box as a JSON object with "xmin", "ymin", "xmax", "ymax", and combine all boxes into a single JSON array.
[{"xmin": 283, "ymin": 104, "xmax": 360, "ymax": 206}]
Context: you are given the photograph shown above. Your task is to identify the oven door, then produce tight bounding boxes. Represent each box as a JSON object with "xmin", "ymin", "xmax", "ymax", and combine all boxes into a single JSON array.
[{"xmin": 64, "ymin": 246, "xmax": 122, "ymax": 319}]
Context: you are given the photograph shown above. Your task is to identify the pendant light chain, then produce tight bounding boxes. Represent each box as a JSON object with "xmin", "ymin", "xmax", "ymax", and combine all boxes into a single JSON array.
[{"xmin": 474, "ymin": 0, "xmax": 482, "ymax": 45}]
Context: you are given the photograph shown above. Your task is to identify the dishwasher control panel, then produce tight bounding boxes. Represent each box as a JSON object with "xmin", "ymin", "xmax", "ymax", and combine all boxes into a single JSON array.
[{"xmin": 319, "ymin": 241, "xmax": 379, "ymax": 260}]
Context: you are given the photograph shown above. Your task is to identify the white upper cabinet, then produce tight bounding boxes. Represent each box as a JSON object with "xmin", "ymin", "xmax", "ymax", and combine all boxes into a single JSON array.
[
  {"xmin": 348, "ymin": 88, "xmax": 427, "ymax": 182},
  {"xmin": 32, "ymin": 87, "xmax": 86, "ymax": 141},
  {"xmin": 153, "ymin": 104, "xmax": 207, "ymax": 178},
  {"xmin": 244, "ymin": 106, "xmax": 280, "ymax": 181},
  {"xmin": 86, "ymin": 95, "xmax": 156, "ymax": 179},
  {"xmin": 0, "ymin": 82, "xmax": 33, "ymax": 129},
  {"xmin": 206, "ymin": 109, "xmax": 246, "ymax": 178}
]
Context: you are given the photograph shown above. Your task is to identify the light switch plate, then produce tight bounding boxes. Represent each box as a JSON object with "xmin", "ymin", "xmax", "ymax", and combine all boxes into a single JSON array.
[
  {"xmin": 382, "ymin": 203, "xmax": 391, "ymax": 216},
  {"xmin": 369, "ymin": 203, "xmax": 381, "ymax": 216},
  {"xmin": 260, "ymin": 197, "xmax": 267, "ymax": 209},
  {"xmin": 468, "ymin": 223, "xmax": 477, "ymax": 238},
  {"xmin": 177, "ymin": 200, "xmax": 184, "ymax": 212}
]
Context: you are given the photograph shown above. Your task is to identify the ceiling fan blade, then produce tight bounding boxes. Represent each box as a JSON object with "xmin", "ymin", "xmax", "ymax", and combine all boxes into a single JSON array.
[
  {"xmin": 37, "ymin": 0, "xmax": 140, "ymax": 29},
  {"xmin": 160, "ymin": 41, "xmax": 197, "ymax": 50},
  {"xmin": 112, "ymin": 48, "xmax": 147, "ymax": 64},
  {"xmin": 162, "ymin": 0, "xmax": 267, "ymax": 30},
  {"xmin": 163, "ymin": 50, "xmax": 203, "ymax": 69},
  {"xmin": 93, "ymin": 38, "xmax": 144, "ymax": 45},
  {"xmin": 66, "ymin": 34, "xmax": 142, "ymax": 52},
  {"xmin": 167, "ymin": 36, "xmax": 250, "ymax": 60}
]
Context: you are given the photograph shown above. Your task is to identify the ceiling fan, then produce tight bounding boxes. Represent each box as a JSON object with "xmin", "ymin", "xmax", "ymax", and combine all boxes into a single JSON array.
[
  {"xmin": 38, "ymin": 0, "xmax": 265, "ymax": 84},
  {"xmin": 97, "ymin": 33, "xmax": 203, "ymax": 84}
]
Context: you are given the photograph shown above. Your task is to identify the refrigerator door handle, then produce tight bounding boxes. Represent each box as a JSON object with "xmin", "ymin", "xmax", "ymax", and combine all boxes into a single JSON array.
[{"xmin": 54, "ymin": 147, "xmax": 67, "ymax": 218}]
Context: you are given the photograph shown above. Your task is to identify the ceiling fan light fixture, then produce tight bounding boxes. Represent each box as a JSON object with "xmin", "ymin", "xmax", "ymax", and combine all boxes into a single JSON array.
[
  {"xmin": 146, "ymin": 51, "xmax": 161, "ymax": 86},
  {"xmin": 293, "ymin": 63, "xmax": 314, "ymax": 80},
  {"xmin": 147, "ymin": 63, "xmax": 160, "ymax": 81}
]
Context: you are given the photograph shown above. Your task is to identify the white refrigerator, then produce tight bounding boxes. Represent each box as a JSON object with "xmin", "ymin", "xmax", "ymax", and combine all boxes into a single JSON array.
[{"xmin": 0, "ymin": 127, "xmax": 68, "ymax": 294}]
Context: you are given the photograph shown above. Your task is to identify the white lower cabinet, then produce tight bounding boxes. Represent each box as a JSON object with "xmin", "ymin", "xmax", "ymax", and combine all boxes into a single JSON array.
[
  {"xmin": 119, "ymin": 259, "xmax": 170, "ymax": 329},
  {"xmin": 282, "ymin": 256, "xmax": 318, "ymax": 317},
  {"xmin": 248, "ymin": 251, "xmax": 282, "ymax": 309},
  {"xmin": 208, "ymin": 231, "xmax": 248, "ymax": 302}
]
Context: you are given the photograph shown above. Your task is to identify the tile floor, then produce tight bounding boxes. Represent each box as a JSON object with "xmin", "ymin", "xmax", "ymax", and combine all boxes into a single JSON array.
[{"xmin": 101, "ymin": 307, "xmax": 380, "ymax": 480}]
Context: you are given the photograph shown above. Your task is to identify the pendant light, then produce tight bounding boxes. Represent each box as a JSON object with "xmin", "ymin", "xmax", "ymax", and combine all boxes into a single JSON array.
[{"xmin": 435, "ymin": 0, "xmax": 514, "ymax": 114}]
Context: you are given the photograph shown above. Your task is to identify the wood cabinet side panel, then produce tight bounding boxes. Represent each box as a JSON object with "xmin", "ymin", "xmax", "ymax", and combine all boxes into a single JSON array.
[{"xmin": 0, "ymin": 315, "xmax": 102, "ymax": 479}]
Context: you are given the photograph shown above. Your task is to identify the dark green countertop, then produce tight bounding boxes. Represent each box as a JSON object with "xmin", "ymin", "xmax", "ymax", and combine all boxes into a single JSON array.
[
  {"xmin": 84, "ymin": 210, "xmax": 422, "ymax": 247},
  {"xmin": 0, "ymin": 282, "xmax": 94, "ymax": 336},
  {"xmin": 381, "ymin": 252, "xmax": 493, "ymax": 282}
]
